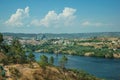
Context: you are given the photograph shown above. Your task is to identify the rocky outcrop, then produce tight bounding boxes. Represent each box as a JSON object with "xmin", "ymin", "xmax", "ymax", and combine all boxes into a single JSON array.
[
  {"xmin": 113, "ymin": 53, "xmax": 120, "ymax": 58},
  {"xmin": 84, "ymin": 52, "xmax": 94, "ymax": 57}
]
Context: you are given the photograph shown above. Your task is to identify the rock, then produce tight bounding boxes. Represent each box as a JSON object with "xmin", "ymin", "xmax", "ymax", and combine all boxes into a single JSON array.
[
  {"xmin": 113, "ymin": 53, "xmax": 120, "ymax": 58},
  {"xmin": 84, "ymin": 52, "xmax": 94, "ymax": 56}
]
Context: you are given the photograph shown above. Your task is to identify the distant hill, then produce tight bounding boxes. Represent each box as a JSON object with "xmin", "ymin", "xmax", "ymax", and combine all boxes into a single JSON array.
[
  {"xmin": 2, "ymin": 32, "xmax": 120, "ymax": 39},
  {"xmin": 2, "ymin": 33, "xmax": 37, "ymax": 38}
]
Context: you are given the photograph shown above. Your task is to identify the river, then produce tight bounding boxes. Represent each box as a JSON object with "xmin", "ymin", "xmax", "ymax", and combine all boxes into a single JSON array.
[{"xmin": 33, "ymin": 52, "xmax": 120, "ymax": 80}]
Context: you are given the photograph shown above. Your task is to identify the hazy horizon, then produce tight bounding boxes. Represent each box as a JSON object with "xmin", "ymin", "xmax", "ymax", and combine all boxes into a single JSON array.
[{"xmin": 2, "ymin": 31, "xmax": 120, "ymax": 35}]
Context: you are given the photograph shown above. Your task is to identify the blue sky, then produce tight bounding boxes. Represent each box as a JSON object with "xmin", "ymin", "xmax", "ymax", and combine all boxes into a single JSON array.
[{"xmin": 0, "ymin": 0, "xmax": 120, "ymax": 33}]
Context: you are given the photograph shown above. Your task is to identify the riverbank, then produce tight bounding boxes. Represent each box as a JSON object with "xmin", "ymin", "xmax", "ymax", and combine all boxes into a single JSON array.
[
  {"xmin": 33, "ymin": 52, "xmax": 120, "ymax": 80},
  {"xmin": 35, "ymin": 50, "xmax": 120, "ymax": 59},
  {"xmin": 25, "ymin": 37, "xmax": 120, "ymax": 59}
]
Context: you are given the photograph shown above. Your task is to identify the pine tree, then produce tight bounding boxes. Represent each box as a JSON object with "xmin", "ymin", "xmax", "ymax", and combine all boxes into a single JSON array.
[
  {"xmin": 28, "ymin": 52, "xmax": 35, "ymax": 63},
  {"xmin": 39, "ymin": 55, "xmax": 48, "ymax": 68},
  {"xmin": 59, "ymin": 55, "xmax": 68, "ymax": 69},
  {"xmin": 49, "ymin": 56, "xmax": 54, "ymax": 65},
  {"xmin": 0, "ymin": 33, "xmax": 3, "ymax": 44},
  {"xmin": 9, "ymin": 39, "xmax": 27, "ymax": 64}
]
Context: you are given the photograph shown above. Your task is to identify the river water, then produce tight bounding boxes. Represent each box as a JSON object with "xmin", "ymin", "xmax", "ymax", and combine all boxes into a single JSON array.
[{"xmin": 33, "ymin": 52, "xmax": 120, "ymax": 80}]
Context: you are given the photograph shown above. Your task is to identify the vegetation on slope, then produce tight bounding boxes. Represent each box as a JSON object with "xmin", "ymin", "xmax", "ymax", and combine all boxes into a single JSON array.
[
  {"xmin": 0, "ymin": 63, "xmax": 102, "ymax": 80},
  {"xmin": 0, "ymin": 33, "xmax": 102, "ymax": 80}
]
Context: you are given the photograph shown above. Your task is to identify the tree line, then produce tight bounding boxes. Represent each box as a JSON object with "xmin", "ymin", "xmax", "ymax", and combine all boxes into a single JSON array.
[
  {"xmin": 0, "ymin": 33, "xmax": 68, "ymax": 68},
  {"xmin": 0, "ymin": 33, "xmax": 35, "ymax": 65}
]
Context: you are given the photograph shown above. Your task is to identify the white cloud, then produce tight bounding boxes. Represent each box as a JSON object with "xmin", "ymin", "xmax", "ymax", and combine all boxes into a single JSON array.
[
  {"xmin": 5, "ymin": 6, "xmax": 29, "ymax": 27},
  {"xmin": 81, "ymin": 21, "xmax": 112, "ymax": 27},
  {"xmin": 31, "ymin": 7, "xmax": 76, "ymax": 27},
  {"xmin": 5, "ymin": 6, "xmax": 111, "ymax": 28},
  {"xmin": 81, "ymin": 21, "xmax": 90, "ymax": 26}
]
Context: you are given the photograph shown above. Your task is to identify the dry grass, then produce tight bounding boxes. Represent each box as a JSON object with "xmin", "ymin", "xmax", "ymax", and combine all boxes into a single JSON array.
[{"xmin": 2, "ymin": 63, "xmax": 101, "ymax": 80}]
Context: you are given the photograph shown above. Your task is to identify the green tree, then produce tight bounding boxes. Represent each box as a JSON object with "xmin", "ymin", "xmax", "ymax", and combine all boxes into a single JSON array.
[
  {"xmin": 39, "ymin": 55, "xmax": 48, "ymax": 68},
  {"xmin": 9, "ymin": 39, "xmax": 27, "ymax": 64},
  {"xmin": 0, "ymin": 33, "xmax": 3, "ymax": 52},
  {"xmin": 28, "ymin": 52, "xmax": 35, "ymax": 63},
  {"xmin": 0, "ymin": 33, "xmax": 3, "ymax": 44},
  {"xmin": 59, "ymin": 55, "xmax": 68, "ymax": 69},
  {"xmin": 0, "ymin": 65, "xmax": 6, "ymax": 79},
  {"xmin": 28, "ymin": 52, "xmax": 35, "ymax": 68},
  {"xmin": 49, "ymin": 56, "xmax": 54, "ymax": 65}
]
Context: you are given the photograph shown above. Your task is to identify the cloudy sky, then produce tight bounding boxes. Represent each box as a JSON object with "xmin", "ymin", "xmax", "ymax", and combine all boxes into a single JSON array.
[{"xmin": 0, "ymin": 0, "xmax": 120, "ymax": 33}]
